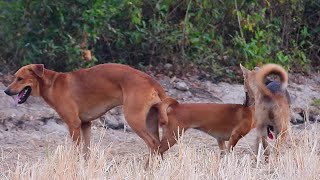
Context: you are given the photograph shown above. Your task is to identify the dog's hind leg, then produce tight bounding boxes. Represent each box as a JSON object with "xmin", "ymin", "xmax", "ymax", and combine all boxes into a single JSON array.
[
  {"xmin": 274, "ymin": 132, "xmax": 286, "ymax": 158},
  {"xmin": 81, "ymin": 121, "xmax": 92, "ymax": 159},
  {"xmin": 254, "ymin": 135, "xmax": 271, "ymax": 162},
  {"xmin": 123, "ymin": 92, "xmax": 162, "ymax": 151},
  {"xmin": 261, "ymin": 137, "xmax": 271, "ymax": 161},
  {"xmin": 123, "ymin": 104, "xmax": 161, "ymax": 167},
  {"xmin": 227, "ymin": 132, "xmax": 242, "ymax": 152},
  {"xmin": 255, "ymin": 127, "xmax": 270, "ymax": 156},
  {"xmin": 146, "ymin": 106, "xmax": 160, "ymax": 144},
  {"xmin": 255, "ymin": 126, "xmax": 271, "ymax": 161},
  {"xmin": 125, "ymin": 114, "xmax": 160, "ymax": 154}
]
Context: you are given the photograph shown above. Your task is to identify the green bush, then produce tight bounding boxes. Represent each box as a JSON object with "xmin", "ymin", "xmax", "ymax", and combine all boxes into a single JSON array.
[{"xmin": 0, "ymin": 0, "xmax": 319, "ymax": 75}]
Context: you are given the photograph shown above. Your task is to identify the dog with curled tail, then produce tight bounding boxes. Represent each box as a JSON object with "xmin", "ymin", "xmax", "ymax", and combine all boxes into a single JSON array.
[{"xmin": 240, "ymin": 64, "xmax": 291, "ymax": 158}]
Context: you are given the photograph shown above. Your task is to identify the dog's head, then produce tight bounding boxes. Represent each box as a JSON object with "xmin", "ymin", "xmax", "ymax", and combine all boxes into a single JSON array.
[
  {"xmin": 240, "ymin": 64, "xmax": 260, "ymax": 105},
  {"xmin": 4, "ymin": 64, "xmax": 44, "ymax": 104}
]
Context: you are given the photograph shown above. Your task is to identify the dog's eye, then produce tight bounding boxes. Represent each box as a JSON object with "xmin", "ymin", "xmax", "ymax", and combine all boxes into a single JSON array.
[{"xmin": 17, "ymin": 77, "xmax": 23, "ymax": 81}]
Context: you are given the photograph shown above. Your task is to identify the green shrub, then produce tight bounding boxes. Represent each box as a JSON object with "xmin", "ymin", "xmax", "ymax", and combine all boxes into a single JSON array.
[{"xmin": 0, "ymin": 0, "xmax": 318, "ymax": 75}]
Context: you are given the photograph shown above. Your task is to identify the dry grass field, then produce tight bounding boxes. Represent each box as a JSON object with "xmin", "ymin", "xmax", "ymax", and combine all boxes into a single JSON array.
[{"xmin": 1, "ymin": 122, "xmax": 319, "ymax": 180}]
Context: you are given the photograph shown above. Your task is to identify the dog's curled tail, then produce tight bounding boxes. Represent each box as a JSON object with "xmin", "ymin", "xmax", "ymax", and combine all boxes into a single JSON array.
[
  {"xmin": 156, "ymin": 97, "xmax": 179, "ymax": 125},
  {"xmin": 256, "ymin": 64, "xmax": 288, "ymax": 97}
]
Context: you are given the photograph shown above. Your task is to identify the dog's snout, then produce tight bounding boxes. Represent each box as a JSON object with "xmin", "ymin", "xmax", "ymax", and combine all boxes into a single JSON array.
[{"xmin": 4, "ymin": 88, "xmax": 12, "ymax": 96}]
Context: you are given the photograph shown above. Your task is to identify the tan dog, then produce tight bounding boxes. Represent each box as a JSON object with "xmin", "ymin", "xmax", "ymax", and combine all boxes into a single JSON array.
[
  {"xmin": 4, "ymin": 63, "xmax": 167, "ymax": 157},
  {"xmin": 240, "ymin": 64, "xmax": 290, "ymax": 157},
  {"xmin": 155, "ymin": 97, "xmax": 255, "ymax": 156}
]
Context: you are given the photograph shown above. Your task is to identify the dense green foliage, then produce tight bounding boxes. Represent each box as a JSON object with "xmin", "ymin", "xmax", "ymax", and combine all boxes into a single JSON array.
[{"xmin": 0, "ymin": 0, "xmax": 319, "ymax": 74}]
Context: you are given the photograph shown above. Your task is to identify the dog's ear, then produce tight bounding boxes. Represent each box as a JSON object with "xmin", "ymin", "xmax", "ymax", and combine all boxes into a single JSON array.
[
  {"xmin": 240, "ymin": 64, "xmax": 249, "ymax": 78},
  {"xmin": 29, "ymin": 64, "xmax": 44, "ymax": 78}
]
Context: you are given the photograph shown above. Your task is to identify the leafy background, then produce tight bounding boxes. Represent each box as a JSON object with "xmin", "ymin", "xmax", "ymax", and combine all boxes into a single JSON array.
[{"xmin": 0, "ymin": 0, "xmax": 319, "ymax": 77}]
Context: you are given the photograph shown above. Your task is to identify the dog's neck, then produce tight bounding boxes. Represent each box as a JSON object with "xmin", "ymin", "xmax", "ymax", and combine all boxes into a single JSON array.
[
  {"xmin": 38, "ymin": 69, "xmax": 61, "ymax": 99},
  {"xmin": 41, "ymin": 69, "xmax": 59, "ymax": 85},
  {"xmin": 243, "ymin": 92, "xmax": 255, "ymax": 107},
  {"xmin": 249, "ymin": 106, "xmax": 256, "ymax": 128}
]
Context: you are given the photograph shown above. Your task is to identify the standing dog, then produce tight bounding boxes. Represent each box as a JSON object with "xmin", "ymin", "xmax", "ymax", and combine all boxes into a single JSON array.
[
  {"xmin": 4, "ymin": 63, "xmax": 167, "ymax": 157},
  {"xmin": 155, "ymin": 97, "xmax": 255, "ymax": 156},
  {"xmin": 240, "ymin": 64, "xmax": 290, "ymax": 157}
]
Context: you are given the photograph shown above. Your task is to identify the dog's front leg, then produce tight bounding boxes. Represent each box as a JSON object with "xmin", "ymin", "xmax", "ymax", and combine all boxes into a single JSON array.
[
  {"xmin": 159, "ymin": 127, "xmax": 180, "ymax": 157},
  {"xmin": 55, "ymin": 102, "xmax": 82, "ymax": 145},
  {"xmin": 68, "ymin": 123, "xmax": 82, "ymax": 145},
  {"xmin": 60, "ymin": 110, "xmax": 91, "ymax": 159}
]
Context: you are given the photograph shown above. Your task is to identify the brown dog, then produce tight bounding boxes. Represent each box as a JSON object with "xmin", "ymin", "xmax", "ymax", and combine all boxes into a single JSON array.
[
  {"xmin": 240, "ymin": 64, "xmax": 290, "ymax": 157},
  {"xmin": 4, "ymin": 63, "xmax": 167, "ymax": 157},
  {"xmin": 155, "ymin": 97, "xmax": 255, "ymax": 156}
]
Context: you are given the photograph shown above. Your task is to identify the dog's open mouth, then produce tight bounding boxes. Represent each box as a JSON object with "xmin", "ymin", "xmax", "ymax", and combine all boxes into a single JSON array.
[
  {"xmin": 15, "ymin": 86, "xmax": 32, "ymax": 104},
  {"xmin": 267, "ymin": 125, "xmax": 275, "ymax": 140}
]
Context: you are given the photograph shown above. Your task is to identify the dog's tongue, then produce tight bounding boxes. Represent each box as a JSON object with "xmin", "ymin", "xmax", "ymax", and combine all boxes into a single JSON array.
[
  {"xmin": 268, "ymin": 131, "xmax": 274, "ymax": 140},
  {"xmin": 14, "ymin": 96, "xmax": 20, "ymax": 106},
  {"xmin": 14, "ymin": 91, "xmax": 23, "ymax": 106}
]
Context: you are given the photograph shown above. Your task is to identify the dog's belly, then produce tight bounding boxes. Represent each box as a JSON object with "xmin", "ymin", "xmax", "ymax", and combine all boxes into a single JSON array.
[
  {"xmin": 196, "ymin": 127, "xmax": 231, "ymax": 141},
  {"xmin": 79, "ymin": 103, "xmax": 120, "ymax": 121},
  {"xmin": 208, "ymin": 131, "xmax": 231, "ymax": 141}
]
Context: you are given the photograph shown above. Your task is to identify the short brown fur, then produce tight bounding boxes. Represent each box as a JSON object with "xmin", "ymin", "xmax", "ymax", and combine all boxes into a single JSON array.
[
  {"xmin": 4, "ymin": 63, "xmax": 167, "ymax": 157},
  {"xmin": 240, "ymin": 63, "xmax": 290, "ymax": 157},
  {"xmin": 156, "ymin": 97, "xmax": 255, "ymax": 156}
]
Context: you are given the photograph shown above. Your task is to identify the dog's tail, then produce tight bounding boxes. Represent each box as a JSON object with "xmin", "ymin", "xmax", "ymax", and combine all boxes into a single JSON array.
[
  {"xmin": 156, "ymin": 97, "xmax": 179, "ymax": 125},
  {"xmin": 256, "ymin": 64, "xmax": 288, "ymax": 97}
]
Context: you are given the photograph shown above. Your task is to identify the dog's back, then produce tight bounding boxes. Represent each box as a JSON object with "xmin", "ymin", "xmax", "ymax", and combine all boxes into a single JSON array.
[
  {"xmin": 174, "ymin": 103, "xmax": 252, "ymax": 126},
  {"xmin": 158, "ymin": 98, "xmax": 253, "ymax": 128}
]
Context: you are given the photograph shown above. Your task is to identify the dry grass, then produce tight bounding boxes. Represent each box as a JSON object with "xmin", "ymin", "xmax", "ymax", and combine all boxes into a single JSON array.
[{"xmin": 1, "ymin": 124, "xmax": 319, "ymax": 180}]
